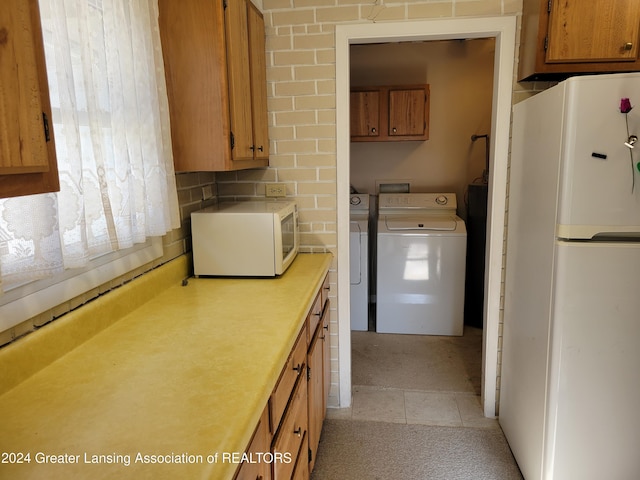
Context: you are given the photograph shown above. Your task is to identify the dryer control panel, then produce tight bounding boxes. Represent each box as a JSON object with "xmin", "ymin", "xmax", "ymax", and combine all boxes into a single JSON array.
[{"xmin": 379, "ymin": 193, "xmax": 457, "ymax": 212}]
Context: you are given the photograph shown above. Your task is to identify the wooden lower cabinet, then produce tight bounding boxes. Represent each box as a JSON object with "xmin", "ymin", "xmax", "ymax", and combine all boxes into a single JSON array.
[
  {"xmin": 235, "ymin": 406, "xmax": 271, "ymax": 480},
  {"xmin": 272, "ymin": 374, "xmax": 308, "ymax": 480},
  {"xmin": 291, "ymin": 435, "xmax": 310, "ymax": 480},
  {"xmin": 236, "ymin": 272, "xmax": 330, "ymax": 480},
  {"xmin": 270, "ymin": 327, "xmax": 307, "ymax": 434},
  {"xmin": 307, "ymin": 273, "xmax": 331, "ymax": 473},
  {"xmin": 306, "ymin": 323, "xmax": 324, "ymax": 472}
]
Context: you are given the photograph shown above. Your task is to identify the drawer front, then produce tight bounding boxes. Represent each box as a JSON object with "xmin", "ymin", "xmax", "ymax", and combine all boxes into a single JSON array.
[
  {"xmin": 234, "ymin": 406, "xmax": 271, "ymax": 480},
  {"xmin": 306, "ymin": 291, "xmax": 323, "ymax": 344},
  {"xmin": 320, "ymin": 273, "xmax": 330, "ymax": 308},
  {"xmin": 272, "ymin": 373, "xmax": 308, "ymax": 480},
  {"xmin": 321, "ymin": 300, "xmax": 331, "ymax": 411},
  {"xmin": 291, "ymin": 432, "xmax": 310, "ymax": 480},
  {"xmin": 270, "ymin": 325, "xmax": 307, "ymax": 433}
]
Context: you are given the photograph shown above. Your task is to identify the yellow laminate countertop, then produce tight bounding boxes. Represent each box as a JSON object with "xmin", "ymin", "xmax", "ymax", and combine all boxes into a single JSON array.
[{"xmin": 0, "ymin": 253, "xmax": 332, "ymax": 480}]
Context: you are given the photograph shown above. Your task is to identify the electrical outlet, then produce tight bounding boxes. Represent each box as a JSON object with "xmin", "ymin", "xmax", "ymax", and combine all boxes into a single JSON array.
[
  {"xmin": 202, "ymin": 185, "xmax": 213, "ymax": 200},
  {"xmin": 265, "ymin": 183, "xmax": 286, "ymax": 197}
]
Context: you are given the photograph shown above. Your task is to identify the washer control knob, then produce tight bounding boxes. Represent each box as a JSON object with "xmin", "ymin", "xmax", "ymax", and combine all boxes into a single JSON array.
[
  {"xmin": 435, "ymin": 195, "xmax": 448, "ymax": 205},
  {"xmin": 350, "ymin": 195, "xmax": 361, "ymax": 205}
]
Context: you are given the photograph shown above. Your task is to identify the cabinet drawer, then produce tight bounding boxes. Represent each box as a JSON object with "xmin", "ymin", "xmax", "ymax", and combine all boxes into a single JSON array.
[
  {"xmin": 306, "ymin": 292, "xmax": 323, "ymax": 344},
  {"xmin": 272, "ymin": 373, "xmax": 308, "ymax": 480},
  {"xmin": 291, "ymin": 432, "xmax": 310, "ymax": 480},
  {"xmin": 234, "ymin": 406, "xmax": 271, "ymax": 480},
  {"xmin": 270, "ymin": 325, "xmax": 307, "ymax": 433},
  {"xmin": 320, "ymin": 274, "xmax": 330, "ymax": 308}
]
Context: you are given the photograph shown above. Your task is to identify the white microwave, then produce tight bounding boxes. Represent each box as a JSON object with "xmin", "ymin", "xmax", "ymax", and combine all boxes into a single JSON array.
[{"xmin": 191, "ymin": 200, "xmax": 300, "ymax": 277}]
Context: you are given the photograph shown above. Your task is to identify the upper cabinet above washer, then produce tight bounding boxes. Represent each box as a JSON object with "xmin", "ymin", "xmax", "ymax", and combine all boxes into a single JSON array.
[
  {"xmin": 158, "ymin": 0, "xmax": 269, "ymax": 172},
  {"xmin": 519, "ymin": 0, "xmax": 640, "ymax": 81},
  {"xmin": 350, "ymin": 85, "xmax": 430, "ymax": 142}
]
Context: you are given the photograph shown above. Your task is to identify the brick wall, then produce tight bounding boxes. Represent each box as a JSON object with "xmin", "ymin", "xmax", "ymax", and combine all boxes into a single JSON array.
[{"xmin": 215, "ymin": 0, "xmax": 532, "ymax": 411}]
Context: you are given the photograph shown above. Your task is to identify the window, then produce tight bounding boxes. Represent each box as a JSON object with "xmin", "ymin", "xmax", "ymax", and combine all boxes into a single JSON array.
[{"xmin": 0, "ymin": 0, "xmax": 179, "ymax": 333}]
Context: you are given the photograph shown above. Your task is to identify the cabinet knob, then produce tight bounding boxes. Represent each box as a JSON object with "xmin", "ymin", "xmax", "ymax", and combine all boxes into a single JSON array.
[
  {"xmin": 392, "ymin": 127, "xmax": 397, "ymax": 133},
  {"xmin": 294, "ymin": 427, "xmax": 302, "ymax": 437},
  {"xmin": 371, "ymin": 127, "xmax": 376, "ymax": 134},
  {"xmin": 624, "ymin": 42, "xmax": 634, "ymax": 51},
  {"xmin": 293, "ymin": 363, "xmax": 303, "ymax": 374},
  {"xmin": 258, "ymin": 145, "xmax": 264, "ymax": 152}
]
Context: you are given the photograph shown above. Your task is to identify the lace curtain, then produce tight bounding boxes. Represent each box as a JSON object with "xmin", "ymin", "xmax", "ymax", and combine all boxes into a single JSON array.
[{"xmin": 0, "ymin": 0, "xmax": 180, "ymax": 291}]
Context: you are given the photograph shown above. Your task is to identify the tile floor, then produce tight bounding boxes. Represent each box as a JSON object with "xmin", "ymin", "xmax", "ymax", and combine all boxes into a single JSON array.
[{"xmin": 327, "ymin": 327, "xmax": 499, "ymax": 429}]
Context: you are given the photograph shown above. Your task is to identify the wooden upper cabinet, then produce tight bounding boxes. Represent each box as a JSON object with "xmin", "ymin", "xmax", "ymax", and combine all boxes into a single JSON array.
[
  {"xmin": 350, "ymin": 90, "xmax": 380, "ymax": 138},
  {"xmin": 519, "ymin": 0, "xmax": 640, "ymax": 80},
  {"xmin": 159, "ymin": 0, "xmax": 269, "ymax": 172},
  {"xmin": 388, "ymin": 87, "xmax": 428, "ymax": 137},
  {"xmin": 546, "ymin": 0, "xmax": 640, "ymax": 63},
  {"xmin": 247, "ymin": 2, "xmax": 269, "ymax": 163},
  {"xmin": 351, "ymin": 85, "xmax": 429, "ymax": 142},
  {"xmin": 0, "ymin": 0, "xmax": 59, "ymax": 198}
]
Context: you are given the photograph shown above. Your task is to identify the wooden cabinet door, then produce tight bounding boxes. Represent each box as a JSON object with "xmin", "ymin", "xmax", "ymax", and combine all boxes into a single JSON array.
[
  {"xmin": 547, "ymin": 0, "xmax": 640, "ymax": 63},
  {"xmin": 247, "ymin": 1, "xmax": 269, "ymax": 162},
  {"xmin": 225, "ymin": 0, "xmax": 254, "ymax": 162},
  {"xmin": 291, "ymin": 445, "xmax": 310, "ymax": 480},
  {"xmin": 235, "ymin": 406, "xmax": 271, "ymax": 480},
  {"xmin": 388, "ymin": 87, "xmax": 428, "ymax": 137},
  {"xmin": 160, "ymin": 0, "xmax": 268, "ymax": 171},
  {"xmin": 350, "ymin": 85, "xmax": 429, "ymax": 142},
  {"xmin": 307, "ymin": 326, "xmax": 323, "ymax": 472},
  {"xmin": 350, "ymin": 90, "xmax": 379, "ymax": 138},
  {"xmin": 321, "ymin": 303, "xmax": 330, "ymax": 411},
  {"xmin": 0, "ymin": 0, "xmax": 59, "ymax": 198},
  {"xmin": 158, "ymin": 0, "xmax": 231, "ymax": 172}
]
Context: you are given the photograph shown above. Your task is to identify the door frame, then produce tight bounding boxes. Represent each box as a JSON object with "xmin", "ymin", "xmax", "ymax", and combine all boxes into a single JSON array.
[{"xmin": 335, "ymin": 16, "xmax": 517, "ymax": 417}]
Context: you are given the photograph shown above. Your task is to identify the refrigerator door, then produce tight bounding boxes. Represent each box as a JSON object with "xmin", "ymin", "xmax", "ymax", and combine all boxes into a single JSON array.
[
  {"xmin": 545, "ymin": 241, "xmax": 640, "ymax": 479},
  {"xmin": 557, "ymin": 73, "xmax": 640, "ymax": 239}
]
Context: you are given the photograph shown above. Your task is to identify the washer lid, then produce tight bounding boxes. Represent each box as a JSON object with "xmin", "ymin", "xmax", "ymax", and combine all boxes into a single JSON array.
[{"xmin": 384, "ymin": 215, "xmax": 458, "ymax": 231}]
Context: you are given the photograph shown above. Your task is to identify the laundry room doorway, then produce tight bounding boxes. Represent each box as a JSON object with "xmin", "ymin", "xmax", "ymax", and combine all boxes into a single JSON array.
[{"xmin": 335, "ymin": 17, "xmax": 516, "ymax": 418}]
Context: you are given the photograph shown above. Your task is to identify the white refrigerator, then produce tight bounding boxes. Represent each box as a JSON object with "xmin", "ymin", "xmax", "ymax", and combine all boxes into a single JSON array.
[{"xmin": 500, "ymin": 73, "xmax": 640, "ymax": 480}]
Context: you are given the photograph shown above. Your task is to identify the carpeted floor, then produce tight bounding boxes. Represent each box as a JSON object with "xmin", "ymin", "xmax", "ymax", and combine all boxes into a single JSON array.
[{"xmin": 311, "ymin": 419, "xmax": 523, "ymax": 480}]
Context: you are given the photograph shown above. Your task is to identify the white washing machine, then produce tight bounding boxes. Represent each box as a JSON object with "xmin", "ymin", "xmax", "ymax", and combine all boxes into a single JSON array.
[
  {"xmin": 376, "ymin": 193, "xmax": 467, "ymax": 335},
  {"xmin": 350, "ymin": 194, "xmax": 369, "ymax": 331}
]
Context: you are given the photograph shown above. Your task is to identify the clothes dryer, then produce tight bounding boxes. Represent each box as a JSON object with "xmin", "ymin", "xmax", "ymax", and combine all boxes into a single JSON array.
[
  {"xmin": 376, "ymin": 193, "xmax": 466, "ymax": 335},
  {"xmin": 350, "ymin": 194, "xmax": 369, "ymax": 331}
]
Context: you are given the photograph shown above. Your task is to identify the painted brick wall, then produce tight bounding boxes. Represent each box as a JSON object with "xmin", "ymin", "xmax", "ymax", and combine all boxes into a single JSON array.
[{"xmin": 214, "ymin": 0, "xmax": 547, "ymax": 412}]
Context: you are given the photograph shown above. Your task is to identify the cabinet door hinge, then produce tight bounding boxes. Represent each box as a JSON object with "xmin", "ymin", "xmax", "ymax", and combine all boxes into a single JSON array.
[
  {"xmin": 223, "ymin": 0, "xmax": 227, "ymax": 10},
  {"xmin": 308, "ymin": 448, "xmax": 313, "ymax": 463},
  {"xmin": 307, "ymin": 365, "xmax": 312, "ymax": 381},
  {"xmin": 544, "ymin": 36, "xmax": 549, "ymax": 51},
  {"xmin": 547, "ymin": 0, "xmax": 552, "ymax": 13},
  {"xmin": 230, "ymin": 131, "xmax": 235, "ymax": 150},
  {"xmin": 42, "ymin": 112, "xmax": 51, "ymax": 142}
]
